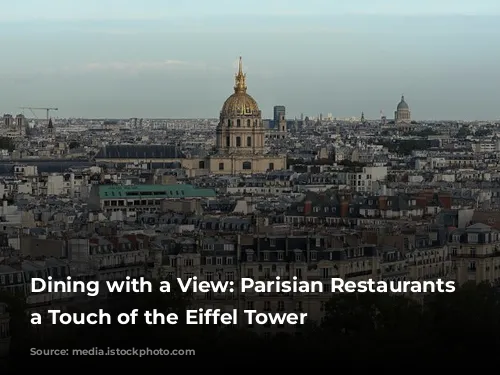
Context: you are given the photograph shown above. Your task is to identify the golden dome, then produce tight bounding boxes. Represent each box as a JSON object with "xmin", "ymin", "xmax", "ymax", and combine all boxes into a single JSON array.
[{"xmin": 220, "ymin": 57, "xmax": 260, "ymax": 118}]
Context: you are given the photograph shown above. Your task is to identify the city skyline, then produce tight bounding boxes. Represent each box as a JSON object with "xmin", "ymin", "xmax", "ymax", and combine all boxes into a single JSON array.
[{"xmin": 1, "ymin": 2, "xmax": 499, "ymax": 120}]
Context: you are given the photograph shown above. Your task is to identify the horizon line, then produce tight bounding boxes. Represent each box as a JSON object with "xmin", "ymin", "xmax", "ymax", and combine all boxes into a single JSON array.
[{"xmin": 2, "ymin": 13, "xmax": 500, "ymax": 22}]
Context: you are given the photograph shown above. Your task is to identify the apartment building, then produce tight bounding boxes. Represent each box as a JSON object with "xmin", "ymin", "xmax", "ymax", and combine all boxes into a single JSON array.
[
  {"xmin": 152, "ymin": 233, "xmax": 380, "ymax": 334},
  {"xmin": 449, "ymin": 223, "xmax": 500, "ymax": 285}
]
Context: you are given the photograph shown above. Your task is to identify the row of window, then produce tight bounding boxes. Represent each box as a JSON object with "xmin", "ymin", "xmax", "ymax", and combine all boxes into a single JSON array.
[
  {"xmin": 218, "ymin": 162, "xmax": 275, "ymax": 171},
  {"xmin": 227, "ymin": 119, "xmax": 260, "ymax": 127},
  {"xmin": 225, "ymin": 135, "xmax": 253, "ymax": 147}
]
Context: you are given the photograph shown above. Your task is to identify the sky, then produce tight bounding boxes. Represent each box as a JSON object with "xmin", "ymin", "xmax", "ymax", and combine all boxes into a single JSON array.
[{"xmin": 1, "ymin": 0, "xmax": 500, "ymax": 120}]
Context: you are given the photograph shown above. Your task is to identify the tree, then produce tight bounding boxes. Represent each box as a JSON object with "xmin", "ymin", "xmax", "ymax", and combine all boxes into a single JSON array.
[
  {"xmin": 0, "ymin": 138, "xmax": 15, "ymax": 152},
  {"xmin": 457, "ymin": 126, "xmax": 471, "ymax": 138}
]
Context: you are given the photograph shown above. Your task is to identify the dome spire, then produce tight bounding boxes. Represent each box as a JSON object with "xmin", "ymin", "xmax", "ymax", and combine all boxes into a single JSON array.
[{"xmin": 234, "ymin": 56, "xmax": 247, "ymax": 94}]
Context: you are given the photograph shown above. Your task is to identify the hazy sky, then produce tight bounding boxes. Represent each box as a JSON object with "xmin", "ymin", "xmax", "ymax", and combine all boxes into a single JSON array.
[{"xmin": 1, "ymin": 0, "xmax": 500, "ymax": 120}]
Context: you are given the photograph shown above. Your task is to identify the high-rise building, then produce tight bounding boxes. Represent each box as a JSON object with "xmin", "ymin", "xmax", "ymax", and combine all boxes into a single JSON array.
[{"xmin": 273, "ymin": 106, "xmax": 285, "ymax": 125}]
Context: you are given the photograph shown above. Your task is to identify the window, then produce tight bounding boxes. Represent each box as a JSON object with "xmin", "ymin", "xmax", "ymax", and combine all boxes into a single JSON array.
[
  {"xmin": 468, "ymin": 234, "xmax": 478, "ymax": 243},
  {"xmin": 269, "ymin": 163, "xmax": 274, "ymax": 170},
  {"xmin": 321, "ymin": 268, "xmax": 329, "ymax": 279},
  {"xmin": 216, "ymin": 257, "xmax": 223, "ymax": 265},
  {"xmin": 264, "ymin": 301, "xmax": 271, "ymax": 311},
  {"xmin": 311, "ymin": 251, "xmax": 317, "ymax": 261},
  {"xmin": 264, "ymin": 268, "xmax": 271, "ymax": 278},
  {"xmin": 242, "ymin": 161, "xmax": 252, "ymax": 170},
  {"xmin": 247, "ymin": 254, "xmax": 253, "ymax": 262},
  {"xmin": 247, "ymin": 119, "xmax": 251, "ymax": 127},
  {"xmin": 226, "ymin": 136, "xmax": 230, "ymax": 147},
  {"xmin": 295, "ymin": 269, "xmax": 302, "ymax": 280},
  {"xmin": 184, "ymin": 259, "xmax": 193, "ymax": 266},
  {"xmin": 270, "ymin": 239, "xmax": 276, "ymax": 247},
  {"xmin": 219, "ymin": 163, "xmax": 224, "ymax": 170},
  {"xmin": 206, "ymin": 257, "xmax": 213, "ymax": 265},
  {"xmin": 198, "ymin": 160, "xmax": 205, "ymax": 168},
  {"xmin": 227, "ymin": 119, "xmax": 231, "ymax": 127},
  {"xmin": 277, "ymin": 252, "xmax": 284, "ymax": 261},
  {"xmin": 247, "ymin": 136, "xmax": 252, "ymax": 147},
  {"xmin": 237, "ymin": 119, "xmax": 241, "ymax": 127},
  {"xmin": 236, "ymin": 136, "xmax": 241, "ymax": 147},
  {"xmin": 263, "ymin": 252, "xmax": 269, "ymax": 261},
  {"xmin": 226, "ymin": 257, "xmax": 233, "ymax": 265}
]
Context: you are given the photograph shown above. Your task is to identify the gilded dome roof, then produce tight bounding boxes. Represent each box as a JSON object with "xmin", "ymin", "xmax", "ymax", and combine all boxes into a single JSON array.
[
  {"xmin": 397, "ymin": 95, "xmax": 409, "ymax": 110},
  {"xmin": 220, "ymin": 57, "xmax": 260, "ymax": 117}
]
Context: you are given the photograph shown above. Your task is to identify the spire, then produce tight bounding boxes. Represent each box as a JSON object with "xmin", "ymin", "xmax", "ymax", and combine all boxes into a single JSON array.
[
  {"xmin": 401, "ymin": 94, "xmax": 405, "ymax": 102},
  {"xmin": 234, "ymin": 56, "xmax": 247, "ymax": 94}
]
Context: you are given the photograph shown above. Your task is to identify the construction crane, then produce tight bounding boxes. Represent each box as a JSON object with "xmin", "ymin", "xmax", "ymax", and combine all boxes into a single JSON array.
[{"xmin": 19, "ymin": 107, "xmax": 58, "ymax": 120}]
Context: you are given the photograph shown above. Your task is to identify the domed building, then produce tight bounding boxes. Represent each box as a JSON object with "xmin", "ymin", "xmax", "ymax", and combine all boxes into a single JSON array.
[
  {"xmin": 207, "ymin": 57, "xmax": 287, "ymax": 174},
  {"xmin": 94, "ymin": 57, "xmax": 287, "ymax": 176},
  {"xmin": 394, "ymin": 95, "xmax": 411, "ymax": 124}
]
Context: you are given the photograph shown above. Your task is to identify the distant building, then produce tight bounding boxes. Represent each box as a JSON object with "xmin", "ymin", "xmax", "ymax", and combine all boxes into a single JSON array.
[
  {"xmin": 273, "ymin": 106, "xmax": 285, "ymax": 125},
  {"xmin": 394, "ymin": 95, "xmax": 411, "ymax": 123},
  {"xmin": 3, "ymin": 114, "xmax": 13, "ymax": 128},
  {"xmin": 89, "ymin": 184, "xmax": 216, "ymax": 213},
  {"xmin": 267, "ymin": 105, "xmax": 288, "ymax": 139},
  {"xmin": 211, "ymin": 57, "xmax": 287, "ymax": 174},
  {"xmin": 95, "ymin": 57, "xmax": 287, "ymax": 175}
]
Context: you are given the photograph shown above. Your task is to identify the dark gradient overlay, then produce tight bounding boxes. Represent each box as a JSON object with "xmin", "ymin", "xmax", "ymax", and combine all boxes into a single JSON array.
[{"xmin": 0, "ymin": 279, "xmax": 496, "ymax": 369}]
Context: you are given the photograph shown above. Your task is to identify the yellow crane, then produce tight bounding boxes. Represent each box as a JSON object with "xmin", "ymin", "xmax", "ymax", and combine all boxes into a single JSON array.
[{"xmin": 19, "ymin": 107, "xmax": 58, "ymax": 120}]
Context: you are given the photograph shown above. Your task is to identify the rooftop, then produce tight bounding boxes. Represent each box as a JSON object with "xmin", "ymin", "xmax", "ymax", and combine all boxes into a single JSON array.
[
  {"xmin": 95, "ymin": 145, "xmax": 185, "ymax": 159},
  {"xmin": 98, "ymin": 184, "xmax": 216, "ymax": 199}
]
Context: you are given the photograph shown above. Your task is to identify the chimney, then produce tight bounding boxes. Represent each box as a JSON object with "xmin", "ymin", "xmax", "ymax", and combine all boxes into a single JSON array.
[
  {"xmin": 340, "ymin": 201, "xmax": 349, "ymax": 217},
  {"xmin": 438, "ymin": 194, "xmax": 452, "ymax": 209},
  {"xmin": 378, "ymin": 196, "xmax": 387, "ymax": 210},
  {"xmin": 304, "ymin": 200, "xmax": 312, "ymax": 215}
]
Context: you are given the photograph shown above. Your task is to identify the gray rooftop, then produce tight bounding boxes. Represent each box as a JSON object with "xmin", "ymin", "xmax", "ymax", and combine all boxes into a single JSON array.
[{"xmin": 95, "ymin": 145, "xmax": 186, "ymax": 159}]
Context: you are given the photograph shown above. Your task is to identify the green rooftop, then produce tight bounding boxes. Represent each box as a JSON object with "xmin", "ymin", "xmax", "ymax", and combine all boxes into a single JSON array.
[{"xmin": 99, "ymin": 184, "xmax": 216, "ymax": 199}]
